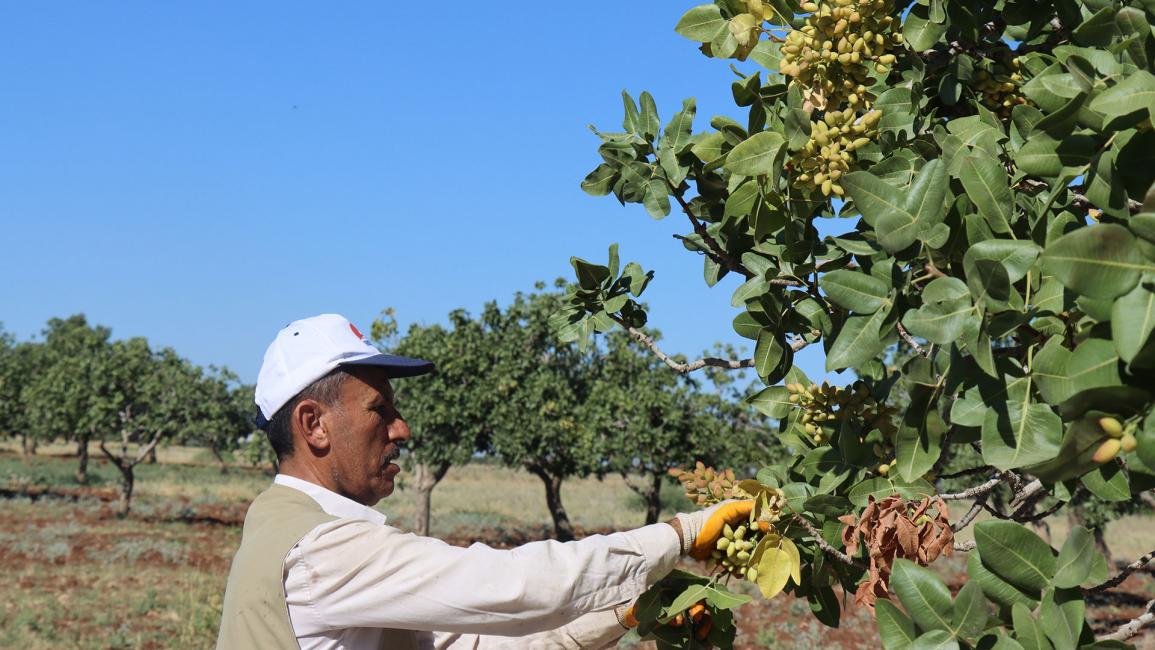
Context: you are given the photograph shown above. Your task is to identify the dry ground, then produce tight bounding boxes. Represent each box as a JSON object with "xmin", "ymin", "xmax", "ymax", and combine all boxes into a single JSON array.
[{"xmin": 1, "ymin": 447, "xmax": 1152, "ymax": 649}]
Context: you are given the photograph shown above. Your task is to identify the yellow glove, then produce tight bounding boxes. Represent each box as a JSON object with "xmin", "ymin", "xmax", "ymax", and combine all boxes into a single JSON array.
[{"xmin": 675, "ymin": 499, "xmax": 755, "ymax": 561}]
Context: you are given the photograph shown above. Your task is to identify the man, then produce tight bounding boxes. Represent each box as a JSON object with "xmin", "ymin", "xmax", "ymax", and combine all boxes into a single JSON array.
[{"xmin": 217, "ymin": 314, "xmax": 748, "ymax": 649}]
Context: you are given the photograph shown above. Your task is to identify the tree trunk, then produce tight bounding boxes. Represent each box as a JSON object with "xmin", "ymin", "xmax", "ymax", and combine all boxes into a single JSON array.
[
  {"xmin": 413, "ymin": 460, "xmax": 452, "ymax": 536},
  {"xmin": 76, "ymin": 433, "xmax": 90, "ymax": 483},
  {"xmin": 118, "ymin": 467, "xmax": 135, "ymax": 517},
  {"xmin": 210, "ymin": 444, "xmax": 230, "ymax": 475},
  {"xmin": 21, "ymin": 432, "xmax": 37, "ymax": 457},
  {"xmin": 643, "ymin": 472, "xmax": 663, "ymax": 526},
  {"xmin": 529, "ymin": 465, "xmax": 575, "ymax": 542},
  {"xmin": 146, "ymin": 445, "xmax": 158, "ymax": 464}
]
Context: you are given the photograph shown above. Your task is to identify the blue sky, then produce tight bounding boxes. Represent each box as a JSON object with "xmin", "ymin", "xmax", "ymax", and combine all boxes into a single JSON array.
[{"xmin": 1, "ymin": 1, "xmax": 837, "ymax": 384}]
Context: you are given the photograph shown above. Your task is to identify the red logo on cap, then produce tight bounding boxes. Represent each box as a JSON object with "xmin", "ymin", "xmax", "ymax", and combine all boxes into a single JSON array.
[{"xmin": 349, "ymin": 323, "xmax": 365, "ymax": 340}]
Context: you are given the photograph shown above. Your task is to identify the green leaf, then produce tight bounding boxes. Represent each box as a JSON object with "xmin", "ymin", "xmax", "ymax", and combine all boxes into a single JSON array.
[
  {"xmin": 1040, "ymin": 587, "xmax": 1086, "ymax": 650},
  {"xmin": 960, "ymin": 155, "xmax": 1014, "ymax": 234},
  {"xmin": 674, "ymin": 4, "xmax": 727, "ymax": 42},
  {"xmin": 1032, "ymin": 337, "xmax": 1121, "ymax": 406},
  {"xmin": 895, "ymin": 400, "xmax": 946, "ymax": 481},
  {"xmin": 819, "ymin": 270, "xmax": 891, "ymax": 314},
  {"xmin": 923, "ymin": 277, "xmax": 970, "ymax": 304},
  {"xmin": 1089, "ymin": 70, "xmax": 1155, "ymax": 120},
  {"xmin": 969, "ymin": 547, "xmax": 1039, "ymax": 609},
  {"xmin": 1012, "ymin": 602, "xmax": 1053, "ymax": 650},
  {"xmin": 638, "ymin": 91, "xmax": 660, "ymax": 141},
  {"xmin": 902, "ymin": 300, "xmax": 972, "ymax": 345},
  {"xmin": 826, "ymin": 309, "xmax": 888, "ymax": 371},
  {"xmin": 974, "ymin": 521, "xmax": 1057, "ymax": 594},
  {"xmin": 664, "ymin": 98, "xmax": 696, "ymax": 154},
  {"xmin": 981, "ymin": 401, "xmax": 1063, "ymax": 470},
  {"xmin": 876, "ymin": 599, "xmax": 917, "ymax": 650},
  {"xmin": 642, "ymin": 177, "xmax": 671, "ymax": 218},
  {"xmin": 754, "ymin": 329, "xmax": 786, "ymax": 379},
  {"xmin": 1053, "ymin": 527, "xmax": 1099, "ymax": 589},
  {"xmin": 964, "ymin": 239, "xmax": 1041, "ymax": 284},
  {"xmin": 1110, "ymin": 280, "xmax": 1155, "ymax": 363},
  {"xmin": 903, "ymin": 4, "xmax": 947, "ymax": 51},
  {"xmin": 746, "ymin": 386, "xmax": 793, "ymax": 418},
  {"xmin": 1042, "ymin": 224, "xmax": 1155, "ymax": 300},
  {"xmin": 950, "ymin": 580, "xmax": 989, "ymax": 640},
  {"xmin": 911, "ymin": 630, "xmax": 959, "ymax": 650},
  {"xmin": 1082, "ymin": 461, "xmax": 1130, "ymax": 501},
  {"xmin": 890, "ymin": 558, "xmax": 953, "ymax": 632},
  {"xmin": 863, "ymin": 160, "xmax": 948, "ymax": 253},
  {"xmin": 570, "ymin": 256, "xmax": 611, "ymax": 290},
  {"xmin": 724, "ymin": 131, "xmax": 786, "ymax": 177},
  {"xmin": 580, "ymin": 163, "xmax": 618, "ymax": 196}
]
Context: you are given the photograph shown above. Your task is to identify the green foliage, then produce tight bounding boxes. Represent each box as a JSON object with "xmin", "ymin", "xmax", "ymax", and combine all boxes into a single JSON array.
[{"xmin": 560, "ymin": 0, "xmax": 1155, "ymax": 645}]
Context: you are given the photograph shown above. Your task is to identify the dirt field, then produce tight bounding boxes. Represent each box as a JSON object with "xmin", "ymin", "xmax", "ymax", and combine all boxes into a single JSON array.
[{"xmin": 2, "ymin": 448, "xmax": 1152, "ymax": 649}]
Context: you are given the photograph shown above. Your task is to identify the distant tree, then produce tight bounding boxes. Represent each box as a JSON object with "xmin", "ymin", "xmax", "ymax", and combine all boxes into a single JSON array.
[
  {"xmin": 486, "ymin": 286, "xmax": 601, "ymax": 542},
  {"xmin": 173, "ymin": 367, "xmax": 253, "ymax": 473},
  {"xmin": 372, "ymin": 309, "xmax": 493, "ymax": 536},
  {"xmin": 98, "ymin": 340, "xmax": 202, "ymax": 515},
  {"xmin": 585, "ymin": 331, "xmax": 715, "ymax": 525},
  {"xmin": 23, "ymin": 315, "xmax": 116, "ymax": 481},
  {"xmin": 0, "ymin": 327, "xmax": 45, "ymax": 455}
]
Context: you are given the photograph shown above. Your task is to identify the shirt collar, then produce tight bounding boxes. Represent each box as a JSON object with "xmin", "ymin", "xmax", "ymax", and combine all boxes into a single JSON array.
[{"xmin": 274, "ymin": 474, "xmax": 389, "ymax": 526}]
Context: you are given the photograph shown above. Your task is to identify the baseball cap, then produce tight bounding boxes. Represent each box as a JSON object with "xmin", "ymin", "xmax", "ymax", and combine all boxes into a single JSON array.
[{"xmin": 254, "ymin": 313, "xmax": 434, "ymax": 427}]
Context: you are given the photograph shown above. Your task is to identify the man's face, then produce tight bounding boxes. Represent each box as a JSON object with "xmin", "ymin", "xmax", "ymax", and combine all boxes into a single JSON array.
[{"xmin": 324, "ymin": 367, "xmax": 409, "ymax": 506}]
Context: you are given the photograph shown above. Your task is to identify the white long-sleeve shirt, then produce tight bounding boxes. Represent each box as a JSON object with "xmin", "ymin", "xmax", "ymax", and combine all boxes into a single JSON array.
[{"xmin": 275, "ymin": 475, "xmax": 680, "ymax": 649}]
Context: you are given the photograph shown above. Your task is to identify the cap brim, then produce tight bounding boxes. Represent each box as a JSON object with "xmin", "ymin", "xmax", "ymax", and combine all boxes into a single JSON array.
[{"xmin": 339, "ymin": 353, "xmax": 435, "ymax": 378}]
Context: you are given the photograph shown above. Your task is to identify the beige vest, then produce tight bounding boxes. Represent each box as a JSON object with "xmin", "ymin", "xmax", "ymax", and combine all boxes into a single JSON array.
[{"xmin": 216, "ymin": 484, "xmax": 419, "ymax": 650}]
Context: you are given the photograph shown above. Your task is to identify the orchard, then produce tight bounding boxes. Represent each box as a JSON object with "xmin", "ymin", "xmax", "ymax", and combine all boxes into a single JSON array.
[{"xmin": 552, "ymin": 0, "xmax": 1155, "ymax": 647}]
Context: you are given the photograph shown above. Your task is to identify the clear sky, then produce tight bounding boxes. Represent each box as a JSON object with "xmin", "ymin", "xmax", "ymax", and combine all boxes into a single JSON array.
[{"xmin": 1, "ymin": 1, "xmax": 838, "ymax": 385}]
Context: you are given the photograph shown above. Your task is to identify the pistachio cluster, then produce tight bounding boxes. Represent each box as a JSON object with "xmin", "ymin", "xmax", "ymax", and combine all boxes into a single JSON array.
[
  {"xmin": 709, "ymin": 489, "xmax": 786, "ymax": 580},
  {"xmin": 786, "ymin": 380, "xmax": 898, "ymax": 445},
  {"xmin": 791, "ymin": 108, "xmax": 881, "ymax": 196},
  {"xmin": 778, "ymin": 0, "xmax": 903, "ymax": 110},
  {"xmin": 972, "ymin": 57, "xmax": 1027, "ymax": 118},
  {"xmin": 669, "ymin": 462, "xmax": 737, "ymax": 506},
  {"xmin": 1092, "ymin": 417, "xmax": 1139, "ymax": 463}
]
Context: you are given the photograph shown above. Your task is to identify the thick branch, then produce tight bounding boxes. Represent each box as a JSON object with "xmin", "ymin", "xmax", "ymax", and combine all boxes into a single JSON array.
[
  {"xmin": 792, "ymin": 514, "xmax": 865, "ymax": 569},
  {"xmin": 671, "ymin": 192, "xmax": 753, "ymax": 279},
  {"xmin": 609, "ymin": 314, "xmax": 809, "ymax": 374},
  {"xmin": 1086, "ymin": 549, "xmax": 1155, "ymax": 595},
  {"xmin": 954, "ymin": 540, "xmax": 977, "ymax": 552},
  {"xmin": 951, "ymin": 497, "xmax": 987, "ymax": 533},
  {"xmin": 1098, "ymin": 598, "xmax": 1155, "ymax": 643}
]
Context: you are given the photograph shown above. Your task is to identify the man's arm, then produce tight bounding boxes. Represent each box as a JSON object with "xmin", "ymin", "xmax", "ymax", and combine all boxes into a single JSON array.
[
  {"xmin": 285, "ymin": 518, "xmax": 680, "ymax": 638},
  {"xmin": 431, "ymin": 609, "xmax": 628, "ymax": 650}
]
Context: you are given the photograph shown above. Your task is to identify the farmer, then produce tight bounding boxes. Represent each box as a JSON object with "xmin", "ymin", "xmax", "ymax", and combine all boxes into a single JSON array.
[{"xmin": 217, "ymin": 314, "xmax": 749, "ymax": 649}]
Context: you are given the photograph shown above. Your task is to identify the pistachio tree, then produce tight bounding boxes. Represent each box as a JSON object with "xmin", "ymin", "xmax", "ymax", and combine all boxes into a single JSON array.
[
  {"xmin": 487, "ymin": 286, "xmax": 604, "ymax": 542},
  {"xmin": 587, "ymin": 331, "xmax": 778, "ymax": 525},
  {"xmin": 554, "ymin": 0, "xmax": 1155, "ymax": 646},
  {"xmin": 372, "ymin": 309, "xmax": 494, "ymax": 536},
  {"xmin": 22, "ymin": 315, "xmax": 117, "ymax": 481}
]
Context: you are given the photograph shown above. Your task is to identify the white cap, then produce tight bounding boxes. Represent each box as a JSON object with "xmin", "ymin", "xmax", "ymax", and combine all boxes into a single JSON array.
[{"xmin": 254, "ymin": 313, "xmax": 433, "ymax": 423}]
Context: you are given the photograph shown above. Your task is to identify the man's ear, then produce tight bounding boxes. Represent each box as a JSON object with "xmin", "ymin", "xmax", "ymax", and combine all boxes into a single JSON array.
[{"xmin": 293, "ymin": 399, "xmax": 331, "ymax": 454}]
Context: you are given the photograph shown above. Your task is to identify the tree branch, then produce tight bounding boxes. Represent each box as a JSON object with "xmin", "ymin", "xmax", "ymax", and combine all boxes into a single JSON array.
[
  {"xmin": 896, "ymin": 322, "xmax": 929, "ymax": 358},
  {"xmin": 1098, "ymin": 597, "xmax": 1155, "ymax": 643},
  {"xmin": 940, "ymin": 474, "xmax": 1003, "ymax": 501},
  {"xmin": 609, "ymin": 313, "xmax": 809, "ymax": 374},
  {"xmin": 954, "ymin": 540, "xmax": 977, "ymax": 552},
  {"xmin": 671, "ymin": 192, "xmax": 753, "ymax": 279},
  {"xmin": 792, "ymin": 514, "xmax": 865, "ymax": 569},
  {"xmin": 1086, "ymin": 549, "xmax": 1155, "ymax": 595}
]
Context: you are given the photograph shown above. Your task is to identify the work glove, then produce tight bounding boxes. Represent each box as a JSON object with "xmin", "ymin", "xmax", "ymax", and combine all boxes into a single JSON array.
[{"xmin": 673, "ymin": 499, "xmax": 755, "ymax": 561}]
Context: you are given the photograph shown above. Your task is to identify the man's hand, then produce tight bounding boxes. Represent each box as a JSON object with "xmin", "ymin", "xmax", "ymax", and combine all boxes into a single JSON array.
[{"xmin": 670, "ymin": 499, "xmax": 755, "ymax": 560}]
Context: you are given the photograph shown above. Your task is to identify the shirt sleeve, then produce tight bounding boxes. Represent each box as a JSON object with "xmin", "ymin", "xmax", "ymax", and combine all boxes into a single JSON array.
[
  {"xmin": 430, "ymin": 609, "xmax": 628, "ymax": 650},
  {"xmin": 284, "ymin": 519, "xmax": 679, "ymax": 637}
]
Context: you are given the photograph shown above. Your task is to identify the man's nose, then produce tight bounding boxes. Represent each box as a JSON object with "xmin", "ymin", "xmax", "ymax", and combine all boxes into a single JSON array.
[{"xmin": 390, "ymin": 417, "xmax": 411, "ymax": 442}]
